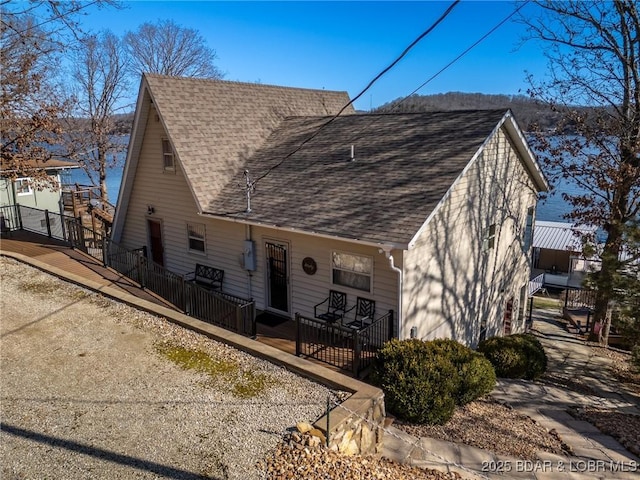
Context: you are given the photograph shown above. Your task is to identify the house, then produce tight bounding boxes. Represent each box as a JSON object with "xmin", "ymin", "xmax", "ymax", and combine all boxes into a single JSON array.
[
  {"xmin": 1, "ymin": 158, "xmax": 79, "ymax": 234},
  {"xmin": 531, "ymin": 220, "xmax": 599, "ymax": 289},
  {"xmin": 0, "ymin": 158, "xmax": 79, "ymax": 211},
  {"xmin": 113, "ymin": 74, "xmax": 548, "ymax": 347}
]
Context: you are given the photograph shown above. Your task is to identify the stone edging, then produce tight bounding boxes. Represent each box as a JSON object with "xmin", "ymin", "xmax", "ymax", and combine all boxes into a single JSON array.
[{"xmin": 0, "ymin": 250, "xmax": 386, "ymax": 455}]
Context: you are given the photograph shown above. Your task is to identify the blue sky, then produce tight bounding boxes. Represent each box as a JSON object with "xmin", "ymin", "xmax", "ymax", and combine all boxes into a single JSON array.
[{"xmin": 80, "ymin": 1, "xmax": 548, "ymax": 110}]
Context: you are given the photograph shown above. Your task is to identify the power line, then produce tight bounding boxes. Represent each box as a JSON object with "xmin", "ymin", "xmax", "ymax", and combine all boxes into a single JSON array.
[
  {"xmin": 250, "ymin": 0, "xmax": 461, "ymax": 187},
  {"xmin": 339, "ymin": 0, "xmax": 531, "ymax": 148},
  {"xmin": 391, "ymin": 0, "xmax": 531, "ymax": 110}
]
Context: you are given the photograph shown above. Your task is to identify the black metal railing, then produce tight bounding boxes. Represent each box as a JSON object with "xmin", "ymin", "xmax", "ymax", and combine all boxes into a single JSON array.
[
  {"xmin": 295, "ymin": 310, "xmax": 393, "ymax": 377},
  {"xmin": 3, "ymin": 204, "xmax": 256, "ymax": 337}
]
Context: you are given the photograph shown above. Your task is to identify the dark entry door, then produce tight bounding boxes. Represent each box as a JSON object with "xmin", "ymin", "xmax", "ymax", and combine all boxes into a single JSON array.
[
  {"xmin": 503, "ymin": 298, "xmax": 514, "ymax": 335},
  {"xmin": 147, "ymin": 219, "xmax": 164, "ymax": 266},
  {"xmin": 266, "ymin": 241, "xmax": 288, "ymax": 313}
]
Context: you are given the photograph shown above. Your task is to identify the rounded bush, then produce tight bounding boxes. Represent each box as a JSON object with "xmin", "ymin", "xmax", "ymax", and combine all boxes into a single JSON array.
[
  {"xmin": 478, "ymin": 334, "xmax": 547, "ymax": 380},
  {"xmin": 429, "ymin": 339, "xmax": 496, "ymax": 405},
  {"xmin": 371, "ymin": 338, "xmax": 496, "ymax": 425}
]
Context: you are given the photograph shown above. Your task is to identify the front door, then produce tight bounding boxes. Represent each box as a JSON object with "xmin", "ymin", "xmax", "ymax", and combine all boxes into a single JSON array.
[
  {"xmin": 147, "ymin": 219, "xmax": 164, "ymax": 266},
  {"xmin": 503, "ymin": 298, "xmax": 514, "ymax": 335},
  {"xmin": 265, "ymin": 241, "xmax": 289, "ymax": 313}
]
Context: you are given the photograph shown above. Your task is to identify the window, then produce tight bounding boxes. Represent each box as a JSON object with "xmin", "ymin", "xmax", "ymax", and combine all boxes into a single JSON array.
[
  {"xmin": 162, "ymin": 139, "xmax": 175, "ymax": 171},
  {"xmin": 523, "ymin": 206, "xmax": 535, "ymax": 251},
  {"xmin": 518, "ymin": 284, "xmax": 527, "ymax": 326},
  {"xmin": 15, "ymin": 178, "xmax": 32, "ymax": 196},
  {"xmin": 482, "ymin": 224, "xmax": 497, "ymax": 251},
  {"xmin": 332, "ymin": 251, "xmax": 372, "ymax": 292},
  {"xmin": 187, "ymin": 223, "xmax": 205, "ymax": 253}
]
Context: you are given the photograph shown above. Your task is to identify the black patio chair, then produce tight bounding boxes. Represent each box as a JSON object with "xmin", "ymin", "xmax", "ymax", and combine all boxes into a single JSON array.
[
  {"xmin": 345, "ymin": 297, "xmax": 376, "ymax": 331},
  {"xmin": 314, "ymin": 290, "xmax": 347, "ymax": 323}
]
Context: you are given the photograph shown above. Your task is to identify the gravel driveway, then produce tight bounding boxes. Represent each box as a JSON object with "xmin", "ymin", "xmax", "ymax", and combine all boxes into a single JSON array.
[{"xmin": 0, "ymin": 257, "xmax": 340, "ymax": 480}]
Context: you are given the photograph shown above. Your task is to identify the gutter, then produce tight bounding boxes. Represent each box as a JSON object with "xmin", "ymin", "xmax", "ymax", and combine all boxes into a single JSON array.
[
  {"xmin": 379, "ymin": 246, "xmax": 403, "ymax": 339},
  {"xmin": 198, "ymin": 211, "xmax": 407, "ymax": 252}
]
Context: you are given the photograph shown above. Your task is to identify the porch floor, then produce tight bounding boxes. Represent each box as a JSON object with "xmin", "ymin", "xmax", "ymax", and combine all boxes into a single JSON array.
[{"xmin": 0, "ymin": 231, "xmax": 346, "ymax": 374}]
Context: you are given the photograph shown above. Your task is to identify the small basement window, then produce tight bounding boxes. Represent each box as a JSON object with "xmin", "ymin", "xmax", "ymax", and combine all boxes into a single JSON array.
[
  {"xmin": 187, "ymin": 223, "xmax": 206, "ymax": 253},
  {"xmin": 332, "ymin": 251, "xmax": 372, "ymax": 293},
  {"xmin": 162, "ymin": 138, "xmax": 175, "ymax": 171}
]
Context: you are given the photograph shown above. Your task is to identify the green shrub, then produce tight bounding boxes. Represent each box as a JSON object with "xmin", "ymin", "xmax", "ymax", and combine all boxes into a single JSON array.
[
  {"xmin": 371, "ymin": 338, "xmax": 496, "ymax": 425},
  {"xmin": 478, "ymin": 334, "xmax": 547, "ymax": 380},
  {"xmin": 429, "ymin": 339, "xmax": 496, "ymax": 405}
]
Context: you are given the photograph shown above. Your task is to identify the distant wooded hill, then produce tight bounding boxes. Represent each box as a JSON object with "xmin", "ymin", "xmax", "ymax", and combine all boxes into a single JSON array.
[{"xmin": 373, "ymin": 92, "xmax": 561, "ymax": 131}]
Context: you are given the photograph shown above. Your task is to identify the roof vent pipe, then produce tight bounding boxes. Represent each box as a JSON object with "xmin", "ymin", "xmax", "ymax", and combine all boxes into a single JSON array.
[{"xmin": 350, "ymin": 145, "xmax": 355, "ymax": 162}]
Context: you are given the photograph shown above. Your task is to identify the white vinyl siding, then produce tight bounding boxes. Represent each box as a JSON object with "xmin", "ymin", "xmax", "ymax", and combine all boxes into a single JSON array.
[{"xmin": 402, "ymin": 126, "xmax": 538, "ymax": 346}]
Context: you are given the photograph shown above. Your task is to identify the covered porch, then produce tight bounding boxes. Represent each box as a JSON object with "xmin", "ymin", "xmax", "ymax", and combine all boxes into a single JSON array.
[{"xmin": 1, "ymin": 222, "xmax": 389, "ymax": 377}]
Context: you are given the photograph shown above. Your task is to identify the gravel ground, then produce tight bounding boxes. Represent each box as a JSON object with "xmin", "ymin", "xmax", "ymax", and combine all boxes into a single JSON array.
[
  {"xmin": 569, "ymin": 407, "xmax": 640, "ymax": 457},
  {"xmin": 0, "ymin": 258, "xmax": 343, "ymax": 480},
  {"xmin": 394, "ymin": 398, "xmax": 571, "ymax": 460}
]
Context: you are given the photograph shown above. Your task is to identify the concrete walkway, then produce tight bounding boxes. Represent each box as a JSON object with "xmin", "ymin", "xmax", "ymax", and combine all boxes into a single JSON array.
[{"xmin": 383, "ymin": 309, "xmax": 640, "ymax": 480}]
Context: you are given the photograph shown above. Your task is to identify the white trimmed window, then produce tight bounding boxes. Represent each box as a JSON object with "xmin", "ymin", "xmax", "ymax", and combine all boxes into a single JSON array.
[
  {"xmin": 162, "ymin": 138, "xmax": 175, "ymax": 171},
  {"xmin": 332, "ymin": 251, "xmax": 372, "ymax": 293},
  {"xmin": 523, "ymin": 206, "xmax": 535, "ymax": 251},
  {"xmin": 187, "ymin": 223, "xmax": 206, "ymax": 253},
  {"xmin": 482, "ymin": 224, "xmax": 497, "ymax": 251},
  {"xmin": 15, "ymin": 177, "xmax": 32, "ymax": 196}
]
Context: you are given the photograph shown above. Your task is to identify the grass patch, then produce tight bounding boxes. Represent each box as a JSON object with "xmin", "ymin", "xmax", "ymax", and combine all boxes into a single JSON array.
[
  {"xmin": 532, "ymin": 296, "xmax": 562, "ymax": 309},
  {"xmin": 19, "ymin": 279, "xmax": 59, "ymax": 295},
  {"xmin": 155, "ymin": 342, "xmax": 272, "ymax": 398}
]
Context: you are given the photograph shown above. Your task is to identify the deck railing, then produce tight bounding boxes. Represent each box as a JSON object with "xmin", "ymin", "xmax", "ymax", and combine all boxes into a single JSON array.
[
  {"xmin": 3, "ymin": 203, "xmax": 256, "ymax": 337},
  {"xmin": 295, "ymin": 310, "xmax": 393, "ymax": 377}
]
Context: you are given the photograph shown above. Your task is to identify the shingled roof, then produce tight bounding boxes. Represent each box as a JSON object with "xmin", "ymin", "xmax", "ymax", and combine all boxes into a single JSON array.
[
  {"xmin": 208, "ymin": 110, "xmax": 519, "ymax": 245},
  {"xmin": 143, "ymin": 75, "xmax": 353, "ymax": 210}
]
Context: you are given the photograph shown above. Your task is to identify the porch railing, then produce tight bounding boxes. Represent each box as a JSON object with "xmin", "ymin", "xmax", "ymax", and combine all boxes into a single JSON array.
[
  {"xmin": 564, "ymin": 288, "xmax": 596, "ymax": 310},
  {"xmin": 295, "ymin": 310, "xmax": 393, "ymax": 377},
  {"xmin": 2, "ymin": 204, "xmax": 256, "ymax": 337}
]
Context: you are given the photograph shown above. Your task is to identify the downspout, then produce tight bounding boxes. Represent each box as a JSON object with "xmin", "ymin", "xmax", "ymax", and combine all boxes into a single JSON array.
[
  {"xmin": 246, "ymin": 224, "xmax": 253, "ymax": 300},
  {"xmin": 380, "ymin": 247, "xmax": 403, "ymax": 339}
]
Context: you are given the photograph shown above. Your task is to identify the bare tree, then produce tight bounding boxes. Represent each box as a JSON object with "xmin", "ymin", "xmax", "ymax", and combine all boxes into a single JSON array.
[
  {"xmin": 125, "ymin": 19, "xmax": 223, "ymax": 79},
  {"xmin": 523, "ymin": 1, "xmax": 640, "ymax": 343},
  {"xmin": 66, "ymin": 30, "xmax": 130, "ymax": 203},
  {"xmin": 1, "ymin": 0, "xmax": 118, "ymax": 185}
]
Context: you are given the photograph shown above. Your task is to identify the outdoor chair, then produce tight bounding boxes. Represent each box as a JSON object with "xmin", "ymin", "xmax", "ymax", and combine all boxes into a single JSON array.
[
  {"xmin": 314, "ymin": 290, "xmax": 347, "ymax": 323},
  {"xmin": 186, "ymin": 263, "xmax": 224, "ymax": 291},
  {"xmin": 345, "ymin": 297, "xmax": 376, "ymax": 331}
]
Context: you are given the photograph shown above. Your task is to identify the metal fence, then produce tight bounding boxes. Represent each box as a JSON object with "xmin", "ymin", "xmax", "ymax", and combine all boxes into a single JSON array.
[
  {"xmin": 2, "ymin": 204, "xmax": 256, "ymax": 337},
  {"xmin": 295, "ymin": 310, "xmax": 393, "ymax": 377}
]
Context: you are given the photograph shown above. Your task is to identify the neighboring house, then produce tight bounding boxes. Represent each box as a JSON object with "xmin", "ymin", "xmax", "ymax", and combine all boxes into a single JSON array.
[
  {"xmin": 532, "ymin": 220, "xmax": 599, "ymax": 288},
  {"xmin": 113, "ymin": 74, "xmax": 548, "ymax": 347},
  {"xmin": 0, "ymin": 159, "xmax": 78, "ymax": 232},
  {"xmin": 0, "ymin": 158, "xmax": 79, "ymax": 212}
]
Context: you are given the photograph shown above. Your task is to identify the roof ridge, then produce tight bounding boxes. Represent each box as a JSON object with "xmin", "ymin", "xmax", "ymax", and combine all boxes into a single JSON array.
[{"xmin": 143, "ymin": 73, "xmax": 349, "ymax": 95}]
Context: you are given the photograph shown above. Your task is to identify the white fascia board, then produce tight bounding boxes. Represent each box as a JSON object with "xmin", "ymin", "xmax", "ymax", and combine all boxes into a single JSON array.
[
  {"xmin": 198, "ymin": 211, "xmax": 406, "ymax": 252},
  {"xmin": 502, "ymin": 111, "xmax": 550, "ymax": 192},
  {"xmin": 112, "ymin": 76, "xmax": 149, "ymax": 242}
]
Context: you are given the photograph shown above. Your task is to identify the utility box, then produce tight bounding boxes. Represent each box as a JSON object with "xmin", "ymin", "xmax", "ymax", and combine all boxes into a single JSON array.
[{"xmin": 243, "ymin": 240, "xmax": 256, "ymax": 271}]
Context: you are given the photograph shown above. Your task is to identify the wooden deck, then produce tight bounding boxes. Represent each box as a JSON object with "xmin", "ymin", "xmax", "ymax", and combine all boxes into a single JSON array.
[
  {"xmin": 0, "ymin": 230, "xmax": 177, "ymax": 309},
  {"xmin": 0, "ymin": 230, "xmax": 348, "ymax": 373}
]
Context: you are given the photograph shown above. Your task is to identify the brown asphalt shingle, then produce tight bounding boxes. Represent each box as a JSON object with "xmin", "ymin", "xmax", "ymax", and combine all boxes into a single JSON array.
[
  {"xmin": 209, "ymin": 110, "xmax": 508, "ymax": 245},
  {"xmin": 145, "ymin": 75, "xmax": 353, "ymax": 211},
  {"xmin": 144, "ymin": 76, "xmax": 509, "ymax": 245}
]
